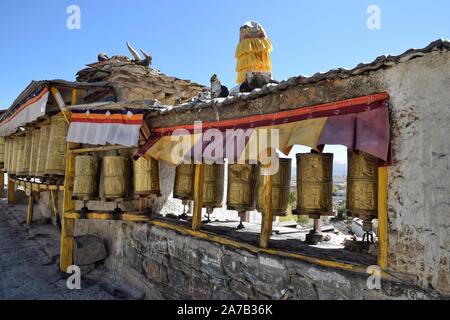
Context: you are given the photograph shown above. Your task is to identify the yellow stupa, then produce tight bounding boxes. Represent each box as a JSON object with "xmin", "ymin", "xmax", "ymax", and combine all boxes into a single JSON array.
[{"xmin": 235, "ymin": 21, "xmax": 273, "ymax": 84}]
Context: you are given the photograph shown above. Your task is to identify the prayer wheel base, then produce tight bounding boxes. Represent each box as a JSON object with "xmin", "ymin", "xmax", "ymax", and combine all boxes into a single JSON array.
[{"xmin": 305, "ymin": 230, "xmax": 324, "ymax": 245}]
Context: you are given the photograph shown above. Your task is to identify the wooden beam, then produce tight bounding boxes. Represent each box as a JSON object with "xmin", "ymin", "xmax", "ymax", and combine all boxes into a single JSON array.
[
  {"xmin": 259, "ymin": 173, "xmax": 273, "ymax": 248},
  {"xmin": 71, "ymin": 89, "xmax": 78, "ymax": 106},
  {"xmin": 50, "ymin": 87, "xmax": 70, "ymax": 124},
  {"xmin": 64, "ymin": 211, "xmax": 150, "ymax": 222},
  {"xmin": 378, "ymin": 166, "xmax": 389, "ymax": 270},
  {"xmin": 70, "ymin": 145, "xmax": 129, "ymax": 154},
  {"xmin": 50, "ymin": 190, "xmax": 58, "ymax": 217},
  {"xmin": 0, "ymin": 172, "xmax": 4, "ymax": 198},
  {"xmin": 192, "ymin": 163, "xmax": 205, "ymax": 231},
  {"xmin": 26, "ymin": 194, "xmax": 34, "ymax": 226},
  {"xmin": 7, "ymin": 177, "xmax": 15, "ymax": 204},
  {"xmin": 59, "ymin": 144, "xmax": 76, "ymax": 272}
]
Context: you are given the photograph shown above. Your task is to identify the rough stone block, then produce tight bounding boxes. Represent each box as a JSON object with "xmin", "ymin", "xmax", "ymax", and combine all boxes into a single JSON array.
[{"xmin": 73, "ymin": 235, "xmax": 107, "ymax": 266}]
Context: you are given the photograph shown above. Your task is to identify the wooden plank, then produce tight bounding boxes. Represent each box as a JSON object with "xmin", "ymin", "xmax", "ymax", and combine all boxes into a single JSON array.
[
  {"xmin": 50, "ymin": 87, "xmax": 70, "ymax": 124},
  {"xmin": 0, "ymin": 172, "xmax": 4, "ymax": 198},
  {"xmin": 192, "ymin": 164, "xmax": 205, "ymax": 231},
  {"xmin": 7, "ymin": 177, "xmax": 15, "ymax": 204},
  {"xmin": 70, "ymin": 145, "xmax": 129, "ymax": 154},
  {"xmin": 59, "ymin": 144, "xmax": 76, "ymax": 272},
  {"xmin": 64, "ymin": 211, "xmax": 150, "ymax": 222},
  {"xmin": 378, "ymin": 166, "xmax": 389, "ymax": 270},
  {"xmin": 26, "ymin": 194, "xmax": 34, "ymax": 226},
  {"xmin": 259, "ymin": 173, "xmax": 273, "ymax": 248}
]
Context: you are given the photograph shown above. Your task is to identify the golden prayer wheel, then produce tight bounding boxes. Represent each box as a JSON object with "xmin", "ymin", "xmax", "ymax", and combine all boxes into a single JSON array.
[
  {"xmin": 0, "ymin": 136, "xmax": 5, "ymax": 168},
  {"xmin": 17, "ymin": 131, "xmax": 32, "ymax": 176},
  {"xmin": 45, "ymin": 114, "xmax": 68, "ymax": 176},
  {"xmin": 36, "ymin": 124, "xmax": 51, "ymax": 177},
  {"xmin": 202, "ymin": 164, "xmax": 225, "ymax": 211},
  {"xmin": 173, "ymin": 163, "xmax": 195, "ymax": 201},
  {"xmin": 227, "ymin": 163, "xmax": 257, "ymax": 212},
  {"xmin": 73, "ymin": 155, "xmax": 99, "ymax": 201},
  {"xmin": 9, "ymin": 137, "xmax": 18, "ymax": 175},
  {"xmin": 14, "ymin": 136, "xmax": 26, "ymax": 177},
  {"xmin": 103, "ymin": 156, "xmax": 128, "ymax": 200},
  {"xmin": 29, "ymin": 129, "xmax": 41, "ymax": 177},
  {"xmin": 256, "ymin": 158, "xmax": 292, "ymax": 217},
  {"xmin": 296, "ymin": 153, "xmax": 334, "ymax": 218},
  {"xmin": 3, "ymin": 138, "xmax": 9, "ymax": 171},
  {"xmin": 347, "ymin": 151, "xmax": 379, "ymax": 219},
  {"xmin": 133, "ymin": 156, "xmax": 160, "ymax": 196}
]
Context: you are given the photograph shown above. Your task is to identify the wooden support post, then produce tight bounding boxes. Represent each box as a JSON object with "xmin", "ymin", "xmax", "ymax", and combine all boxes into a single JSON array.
[
  {"xmin": 0, "ymin": 172, "xmax": 4, "ymax": 198},
  {"xmin": 260, "ymin": 172, "xmax": 273, "ymax": 248},
  {"xmin": 50, "ymin": 190, "xmax": 58, "ymax": 217},
  {"xmin": 192, "ymin": 164, "xmax": 205, "ymax": 231},
  {"xmin": 378, "ymin": 166, "xmax": 389, "ymax": 270},
  {"xmin": 7, "ymin": 177, "xmax": 15, "ymax": 204},
  {"xmin": 26, "ymin": 194, "xmax": 34, "ymax": 226},
  {"xmin": 60, "ymin": 145, "xmax": 76, "ymax": 272},
  {"xmin": 50, "ymin": 87, "xmax": 70, "ymax": 124}
]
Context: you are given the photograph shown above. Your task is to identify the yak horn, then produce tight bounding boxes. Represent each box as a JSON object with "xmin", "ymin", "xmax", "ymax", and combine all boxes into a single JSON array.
[
  {"xmin": 140, "ymin": 48, "xmax": 152, "ymax": 61},
  {"xmin": 126, "ymin": 42, "xmax": 141, "ymax": 61}
]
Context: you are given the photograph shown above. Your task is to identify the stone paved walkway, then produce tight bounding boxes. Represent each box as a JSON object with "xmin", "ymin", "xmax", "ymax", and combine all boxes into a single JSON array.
[{"xmin": 0, "ymin": 199, "xmax": 138, "ymax": 300}]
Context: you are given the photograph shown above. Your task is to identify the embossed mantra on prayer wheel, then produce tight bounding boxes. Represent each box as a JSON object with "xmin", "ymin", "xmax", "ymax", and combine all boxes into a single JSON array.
[
  {"xmin": 227, "ymin": 163, "xmax": 257, "ymax": 212},
  {"xmin": 36, "ymin": 124, "xmax": 50, "ymax": 177},
  {"xmin": 45, "ymin": 115, "xmax": 68, "ymax": 176},
  {"xmin": 4, "ymin": 138, "xmax": 10, "ymax": 172},
  {"xmin": 9, "ymin": 137, "xmax": 18, "ymax": 175},
  {"xmin": 256, "ymin": 158, "xmax": 292, "ymax": 217},
  {"xmin": 173, "ymin": 163, "xmax": 195, "ymax": 201},
  {"xmin": 103, "ymin": 156, "xmax": 128, "ymax": 200},
  {"xmin": 133, "ymin": 156, "xmax": 160, "ymax": 196},
  {"xmin": 29, "ymin": 129, "xmax": 41, "ymax": 177},
  {"xmin": 14, "ymin": 137, "xmax": 25, "ymax": 177},
  {"xmin": 0, "ymin": 136, "xmax": 5, "ymax": 168},
  {"xmin": 173, "ymin": 163, "xmax": 224, "ymax": 208},
  {"xmin": 17, "ymin": 131, "xmax": 32, "ymax": 176},
  {"xmin": 73, "ymin": 155, "xmax": 99, "ymax": 201},
  {"xmin": 203, "ymin": 164, "xmax": 225, "ymax": 211},
  {"xmin": 347, "ymin": 151, "xmax": 379, "ymax": 219},
  {"xmin": 296, "ymin": 153, "xmax": 334, "ymax": 218}
]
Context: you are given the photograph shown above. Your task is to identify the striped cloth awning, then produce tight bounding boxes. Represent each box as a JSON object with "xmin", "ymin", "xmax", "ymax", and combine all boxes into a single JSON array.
[
  {"xmin": 136, "ymin": 93, "xmax": 390, "ymax": 165},
  {"xmin": 67, "ymin": 109, "xmax": 145, "ymax": 147},
  {"xmin": 0, "ymin": 87, "xmax": 49, "ymax": 137}
]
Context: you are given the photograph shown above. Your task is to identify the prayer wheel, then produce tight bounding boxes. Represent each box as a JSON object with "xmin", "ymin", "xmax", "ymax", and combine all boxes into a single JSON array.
[
  {"xmin": 9, "ymin": 137, "xmax": 18, "ymax": 175},
  {"xmin": 296, "ymin": 153, "xmax": 334, "ymax": 218},
  {"xmin": 0, "ymin": 136, "xmax": 5, "ymax": 168},
  {"xmin": 202, "ymin": 164, "xmax": 225, "ymax": 211},
  {"xmin": 29, "ymin": 129, "xmax": 41, "ymax": 177},
  {"xmin": 45, "ymin": 114, "xmax": 68, "ymax": 176},
  {"xmin": 73, "ymin": 155, "xmax": 99, "ymax": 201},
  {"xmin": 256, "ymin": 158, "xmax": 292, "ymax": 217},
  {"xmin": 3, "ymin": 137, "xmax": 9, "ymax": 172},
  {"xmin": 347, "ymin": 151, "xmax": 379, "ymax": 219},
  {"xmin": 17, "ymin": 131, "xmax": 32, "ymax": 176},
  {"xmin": 103, "ymin": 156, "xmax": 128, "ymax": 200},
  {"xmin": 14, "ymin": 137, "xmax": 25, "ymax": 176},
  {"xmin": 173, "ymin": 163, "xmax": 195, "ymax": 201},
  {"xmin": 133, "ymin": 156, "xmax": 160, "ymax": 196},
  {"xmin": 227, "ymin": 163, "xmax": 257, "ymax": 212},
  {"xmin": 173, "ymin": 163, "xmax": 224, "ymax": 209},
  {"xmin": 36, "ymin": 124, "xmax": 51, "ymax": 177}
]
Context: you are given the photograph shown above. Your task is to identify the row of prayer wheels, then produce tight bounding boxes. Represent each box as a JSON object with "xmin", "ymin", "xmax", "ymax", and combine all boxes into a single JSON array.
[
  {"xmin": 72, "ymin": 154, "xmax": 161, "ymax": 201},
  {"xmin": 1, "ymin": 114, "xmax": 69, "ymax": 177},
  {"xmin": 172, "ymin": 151, "xmax": 379, "ymax": 220}
]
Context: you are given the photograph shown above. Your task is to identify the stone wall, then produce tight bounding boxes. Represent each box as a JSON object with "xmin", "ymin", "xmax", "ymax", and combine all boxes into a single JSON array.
[{"xmin": 71, "ymin": 47, "xmax": 450, "ymax": 298}]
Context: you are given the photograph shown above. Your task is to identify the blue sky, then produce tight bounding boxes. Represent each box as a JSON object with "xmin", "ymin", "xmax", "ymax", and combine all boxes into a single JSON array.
[{"xmin": 1, "ymin": 0, "xmax": 449, "ymax": 163}]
